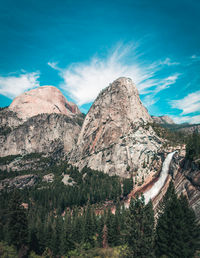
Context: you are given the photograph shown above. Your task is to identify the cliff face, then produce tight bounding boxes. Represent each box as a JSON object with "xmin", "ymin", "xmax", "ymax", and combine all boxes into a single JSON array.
[
  {"xmin": 70, "ymin": 77, "xmax": 163, "ymax": 177},
  {"xmin": 0, "ymin": 113, "xmax": 81, "ymax": 157},
  {"xmin": 172, "ymin": 156, "xmax": 200, "ymax": 222},
  {"xmin": 151, "ymin": 152, "xmax": 200, "ymax": 223},
  {"xmin": 0, "ymin": 87, "xmax": 83, "ymax": 163}
]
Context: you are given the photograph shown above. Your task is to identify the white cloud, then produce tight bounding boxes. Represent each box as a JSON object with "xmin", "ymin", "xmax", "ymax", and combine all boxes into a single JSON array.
[
  {"xmin": 171, "ymin": 115, "xmax": 200, "ymax": 124},
  {"xmin": 48, "ymin": 45, "xmax": 179, "ymax": 106},
  {"xmin": 190, "ymin": 54, "xmax": 200, "ymax": 62},
  {"xmin": 160, "ymin": 57, "xmax": 180, "ymax": 66},
  {"xmin": 156, "ymin": 74, "xmax": 180, "ymax": 92},
  {"xmin": 171, "ymin": 91, "xmax": 200, "ymax": 115},
  {"xmin": 0, "ymin": 72, "xmax": 40, "ymax": 99},
  {"xmin": 142, "ymin": 95, "xmax": 160, "ymax": 108},
  {"xmin": 47, "ymin": 62, "xmax": 61, "ymax": 71}
]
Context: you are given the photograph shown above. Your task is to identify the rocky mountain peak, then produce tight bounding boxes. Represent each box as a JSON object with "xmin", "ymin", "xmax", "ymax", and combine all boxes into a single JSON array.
[
  {"xmin": 9, "ymin": 86, "xmax": 81, "ymax": 120},
  {"xmin": 77, "ymin": 77, "xmax": 152, "ymax": 155},
  {"xmin": 89, "ymin": 76, "xmax": 152, "ymax": 128},
  {"xmin": 70, "ymin": 77, "xmax": 161, "ymax": 177},
  {"xmin": 151, "ymin": 115, "xmax": 175, "ymax": 124}
]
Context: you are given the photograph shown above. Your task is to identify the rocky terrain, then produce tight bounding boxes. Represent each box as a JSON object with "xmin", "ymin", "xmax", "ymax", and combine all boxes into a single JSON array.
[
  {"xmin": 70, "ymin": 77, "xmax": 163, "ymax": 178},
  {"xmin": 172, "ymin": 154, "xmax": 200, "ymax": 222},
  {"xmin": 0, "ymin": 174, "xmax": 38, "ymax": 190},
  {"xmin": 151, "ymin": 115, "xmax": 175, "ymax": 124},
  {"xmin": 0, "ymin": 77, "xmax": 199, "ymax": 222},
  {"xmin": 0, "ymin": 87, "xmax": 84, "ymax": 168}
]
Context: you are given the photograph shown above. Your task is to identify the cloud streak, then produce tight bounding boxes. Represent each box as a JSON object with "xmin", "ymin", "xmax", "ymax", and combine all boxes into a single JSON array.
[
  {"xmin": 160, "ymin": 57, "xmax": 180, "ymax": 66},
  {"xmin": 171, "ymin": 90, "xmax": 200, "ymax": 115},
  {"xmin": 48, "ymin": 45, "xmax": 180, "ymax": 106},
  {"xmin": 171, "ymin": 115, "xmax": 200, "ymax": 124},
  {"xmin": 0, "ymin": 72, "xmax": 40, "ymax": 99}
]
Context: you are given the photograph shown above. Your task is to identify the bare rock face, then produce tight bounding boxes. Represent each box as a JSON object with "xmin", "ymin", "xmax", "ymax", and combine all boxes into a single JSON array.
[
  {"xmin": 152, "ymin": 152, "xmax": 200, "ymax": 223},
  {"xmin": 70, "ymin": 77, "xmax": 163, "ymax": 177},
  {"xmin": 151, "ymin": 115, "xmax": 175, "ymax": 124},
  {"xmin": 170, "ymin": 155, "xmax": 200, "ymax": 223},
  {"xmin": 0, "ymin": 113, "xmax": 81, "ymax": 158},
  {"xmin": 9, "ymin": 86, "xmax": 81, "ymax": 121},
  {"xmin": 0, "ymin": 86, "xmax": 83, "ymax": 161}
]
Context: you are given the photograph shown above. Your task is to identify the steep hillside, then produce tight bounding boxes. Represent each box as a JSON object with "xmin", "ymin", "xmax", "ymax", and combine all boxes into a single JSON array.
[
  {"xmin": 70, "ymin": 77, "xmax": 163, "ymax": 178},
  {"xmin": 0, "ymin": 87, "xmax": 84, "ymax": 169}
]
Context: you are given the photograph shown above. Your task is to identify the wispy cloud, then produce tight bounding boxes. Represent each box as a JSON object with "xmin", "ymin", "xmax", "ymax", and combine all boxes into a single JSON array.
[
  {"xmin": 170, "ymin": 90, "xmax": 200, "ymax": 115},
  {"xmin": 142, "ymin": 95, "xmax": 160, "ymax": 108},
  {"xmin": 48, "ymin": 45, "xmax": 179, "ymax": 106},
  {"xmin": 190, "ymin": 54, "xmax": 200, "ymax": 60},
  {"xmin": 160, "ymin": 57, "xmax": 180, "ymax": 66},
  {"xmin": 47, "ymin": 62, "xmax": 61, "ymax": 71},
  {"xmin": 139, "ymin": 73, "xmax": 180, "ymax": 94},
  {"xmin": 0, "ymin": 72, "xmax": 40, "ymax": 99},
  {"xmin": 171, "ymin": 115, "xmax": 200, "ymax": 124}
]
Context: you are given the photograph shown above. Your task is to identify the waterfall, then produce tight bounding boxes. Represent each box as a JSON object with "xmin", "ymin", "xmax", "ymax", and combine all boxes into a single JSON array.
[{"xmin": 144, "ymin": 151, "xmax": 176, "ymax": 204}]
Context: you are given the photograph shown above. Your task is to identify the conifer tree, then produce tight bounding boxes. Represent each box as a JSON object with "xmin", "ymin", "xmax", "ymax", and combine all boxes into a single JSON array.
[
  {"xmin": 6, "ymin": 190, "xmax": 28, "ymax": 251},
  {"xmin": 155, "ymin": 181, "xmax": 200, "ymax": 258},
  {"xmin": 126, "ymin": 195, "xmax": 155, "ymax": 257}
]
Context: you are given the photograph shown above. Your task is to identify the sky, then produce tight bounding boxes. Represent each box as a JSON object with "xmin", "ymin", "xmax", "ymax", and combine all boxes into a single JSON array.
[{"xmin": 0, "ymin": 0, "xmax": 200, "ymax": 124}]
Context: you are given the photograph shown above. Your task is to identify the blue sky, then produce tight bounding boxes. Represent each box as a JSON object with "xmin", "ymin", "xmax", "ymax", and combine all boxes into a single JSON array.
[{"xmin": 0, "ymin": 0, "xmax": 200, "ymax": 123}]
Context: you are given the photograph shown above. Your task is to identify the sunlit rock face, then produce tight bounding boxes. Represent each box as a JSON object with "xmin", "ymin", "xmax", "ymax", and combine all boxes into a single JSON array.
[
  {"xmin": 9, "ymin": 86, "xmax": 81, "ymax": 120},
  {"xmin": 0, "ymin": 87, "xmax": 83, "ymax": 159},
  {"xmin": 70, "ymin": 77, "xmax": 163, "ymax": 177}
]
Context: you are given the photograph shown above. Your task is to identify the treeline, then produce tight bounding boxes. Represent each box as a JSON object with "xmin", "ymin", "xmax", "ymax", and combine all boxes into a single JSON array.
[
  {"xmin": 0, "ymin": 181, "xmax": 199, "ymax": 257},
  {"xmin": 20, "ymin": 166, "xmax": 133, "ymax": 213},
  {"xmin": 186, "ymin": 130, "xmax": 200, "ymax": 162}
]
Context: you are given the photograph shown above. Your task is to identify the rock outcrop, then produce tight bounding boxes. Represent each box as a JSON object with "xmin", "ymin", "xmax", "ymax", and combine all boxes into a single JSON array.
[
  {"xmin": 0, "ymin": 87, "xmax": 83, "ymax": 162},
  {"xmin": 151, "ymin": 151, "xmax": 200, "ymax": 223},
  {"xmin": 9, "ymin": 86, "xmax": 81, "ymax": 121},
  {"xmin": 70, "ymin": 77, "xmax": 163, "ymax": 177},
  {"xmin": 172, "ymin": 155, "xmax": 200, "ymax": 223},
  {"xmin": 0, "ymin": 113, "xmax": 81, "ymax": 157},
  {"xmin": 151, "ymin": 115, "xmax": 175, "ymax": 124},
  {"xmin": 0, "ymin": 174, "xmax": 38, "ymax": 190}
]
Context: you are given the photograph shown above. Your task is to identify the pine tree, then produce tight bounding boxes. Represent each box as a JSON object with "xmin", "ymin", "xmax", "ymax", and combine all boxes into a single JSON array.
[
  {"xmin": 125, "ymin": 195, "xmax": 155, "ymax": 257},
  {"xmin": 143, "ymin": 200, "xmax": 155, "ymax": 257},
  {"xmin": 6, "ymin": 190, "xmax": 28, "ymax": 251},
  {"xmin": 155, "ymin": 181, "xmax": 200, "ymax": 258}
]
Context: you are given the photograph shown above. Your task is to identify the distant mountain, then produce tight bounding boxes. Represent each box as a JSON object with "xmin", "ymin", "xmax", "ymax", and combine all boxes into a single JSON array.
[
  {"xmin": 0, "ymin": 86, "xmax": 84, "ymax": 160},
  {"xmin": 160, "ymin": 122, "xmax": 200, "ymax": 134},
  {"xmin": 152, "ymin": 115, "xmax": 200, "ymax": 134},
  {"xmin": 151, "ymin": 115, "xmax": 175, "ymax": 124},
  {"xmin": 9, "ymin": 85, "xmax": 81, "ymax": 121}
]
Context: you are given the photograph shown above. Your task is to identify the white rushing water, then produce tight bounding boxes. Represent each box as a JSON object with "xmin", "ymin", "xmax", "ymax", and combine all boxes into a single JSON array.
[{"xmin": 144, "ymin": 151, "xmax": 176, "ymax": 204}]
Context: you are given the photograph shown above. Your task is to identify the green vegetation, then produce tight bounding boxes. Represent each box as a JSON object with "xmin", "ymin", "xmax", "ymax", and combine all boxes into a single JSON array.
[
  {"xmin": 186, "ymin": 130, "xmax": 200, "ymax": 162},
  {"xmin": 0, "ymin": 174, "xmax": 198, "ymax": 257},
  {"xmin": 155, "ymin": 181, "xmax": 200, "ymax": 258},
  {"xmin": 151, "ymin": 123, "xmax": 187, "ymax": 146},
  {"xmin": 0, "ymin": 154, "xmax": 21, "ymax": 165}
]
